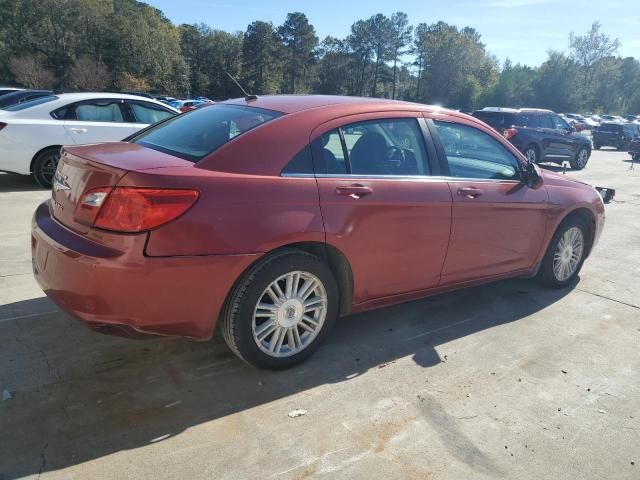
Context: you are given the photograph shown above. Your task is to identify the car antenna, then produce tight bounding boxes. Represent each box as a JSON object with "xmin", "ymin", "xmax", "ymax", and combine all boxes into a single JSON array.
[{"xmin": 225, "ymin": 72, "xmax": 258, "ymax": 101}]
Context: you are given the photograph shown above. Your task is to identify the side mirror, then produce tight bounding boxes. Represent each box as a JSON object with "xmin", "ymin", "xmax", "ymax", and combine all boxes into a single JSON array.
[{"xmin": 522, "ymin": 161, "xmax": 542, "ymax": 188}]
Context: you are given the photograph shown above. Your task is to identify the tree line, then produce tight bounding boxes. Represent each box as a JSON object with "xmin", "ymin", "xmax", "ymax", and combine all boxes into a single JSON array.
[{"xmin": 1, "ymin": 0, "xmax": 639, "ymax": 114}]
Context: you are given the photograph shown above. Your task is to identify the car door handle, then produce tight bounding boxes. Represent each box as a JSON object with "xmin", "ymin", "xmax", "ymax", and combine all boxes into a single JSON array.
[
  {"xmin": 457, "ymin": 187, "xmax": 482, "ymax": 199},
  {"xmin": 335, "ymin": 184, "xmax": 373, "ymax": 199},
  {"xmin": 69, "ymin": 128, "xmax": 87, "ymax": 134}
]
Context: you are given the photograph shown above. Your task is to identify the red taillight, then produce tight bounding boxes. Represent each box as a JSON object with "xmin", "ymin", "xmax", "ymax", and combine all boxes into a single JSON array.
[
  {"xmin": 0, "ymin": 122, "xmax": 7, "ymax": 131},
  {"xmin": 503, "ymin": 128, "xmax": 518, "ymax": 140},
  {"xmin": 75, "ymin": 187, "xmax": 199, "ymax": 233}
]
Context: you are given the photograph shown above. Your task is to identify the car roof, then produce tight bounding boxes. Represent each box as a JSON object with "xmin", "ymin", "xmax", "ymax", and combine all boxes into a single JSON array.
[
  {"xmin": 476, "ymin": 107, "xmax": 554, "ymax": 114},
  {"xmin": 223, "ymin": 94, "xmax": 433, "ymax": 115}
]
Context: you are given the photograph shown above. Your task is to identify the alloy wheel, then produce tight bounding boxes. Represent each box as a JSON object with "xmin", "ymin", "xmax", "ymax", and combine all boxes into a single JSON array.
[
  {"xmin": 576, "ymin": 149, "xmax": 588, "ymax": 168},
  {"xmin": 40, "ymin": 152, "xmax": 60, "ymax": 186},
  {"xmin": 552, "ymin": 227, "xmax": 584, "ymax": 282},
  {"xmin": 525, "ymin": 148, "xmax": 537, "ymax": 163},
  {"xmin": 252, "ymin": 271, "xmax": 327, "ymax": 358}
]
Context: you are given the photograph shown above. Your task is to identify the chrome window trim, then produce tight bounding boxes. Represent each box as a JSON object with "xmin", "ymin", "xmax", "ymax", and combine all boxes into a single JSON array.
[{"xmin": 281, "ymin": 172, "xmax": 520, "ymax": 184}]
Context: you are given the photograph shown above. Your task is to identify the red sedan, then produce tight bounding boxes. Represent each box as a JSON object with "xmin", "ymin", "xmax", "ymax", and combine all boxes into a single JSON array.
[{"xmin": 32, "ymin": 96, "xmax": 605, "ymax": 369}]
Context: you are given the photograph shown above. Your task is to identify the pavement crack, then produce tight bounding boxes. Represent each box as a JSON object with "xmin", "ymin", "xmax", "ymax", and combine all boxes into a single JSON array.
[
  {"xmin": 36, "ymin": 442, "xmax": 48, "ymax": 479},
  {"xmin": 60, "ymin": 383, "xmax": 73, "ymax": 422},
  {"xmin": 576, "ymin": 288, "xmax": 640, "ymax": 310},
  {"xmin": 0, "ymin": 272, "xmax": 32, "ymax": 278}
]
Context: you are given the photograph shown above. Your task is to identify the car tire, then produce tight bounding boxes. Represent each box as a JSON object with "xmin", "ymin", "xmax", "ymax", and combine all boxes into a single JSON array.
[
  {"xmin": 220, "ymin": 248, "xmax": 339, "ymax": 370},
  {"xmin": 523, "ymin": 145, "xmax": 539, "ymax": 164},
  {"xmin": 32, "ymin": 147, "xmax": 61, "ymax": 188},
  {"xmin": 569, "ymin": 147, "xmax": 589, "ymax": 170},
  {"xmin": 536, "ymin": 217, "xmax": 589, "ymax": 289}
]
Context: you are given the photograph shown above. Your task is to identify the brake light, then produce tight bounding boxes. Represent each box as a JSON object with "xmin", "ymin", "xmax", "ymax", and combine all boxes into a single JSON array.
[
  {"xmin": 503, "ymin": 128, "xmax": 518, "ymax": 140},
  {"xmin": 0, "ymin": 122, "xmax": 7, "ymax": 131},
  {"xmin": 75, "ymin": 187, "xmax": 199, "ymax": 232}
]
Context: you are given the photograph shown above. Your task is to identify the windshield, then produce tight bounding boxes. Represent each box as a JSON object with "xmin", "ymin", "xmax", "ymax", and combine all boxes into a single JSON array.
[
  {"xmin": 132, "ymin": 104, "xmax": 282, "ymax": 162},
  {"xmin": 5, "ymin": 95, "xmax": 58, "ymax": 111}
]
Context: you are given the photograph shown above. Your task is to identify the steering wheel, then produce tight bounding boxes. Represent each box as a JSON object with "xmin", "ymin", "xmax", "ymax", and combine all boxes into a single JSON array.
[{"xmin": 386, "ymin": 146, "xmax": 406, "ymax": 164}]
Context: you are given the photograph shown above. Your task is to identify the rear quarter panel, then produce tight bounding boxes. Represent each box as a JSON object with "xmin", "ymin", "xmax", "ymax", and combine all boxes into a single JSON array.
[{"xmin": 119, "ymin": 168, "xmax": 325, "ymax": 256}]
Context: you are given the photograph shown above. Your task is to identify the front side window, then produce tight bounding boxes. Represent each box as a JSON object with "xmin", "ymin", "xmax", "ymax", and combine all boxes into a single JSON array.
[
  {"xmin": 129, "ymin": 101, "xmax": 175, "ymax": 124},
  {"xmin": 312, "ymin": 118, "xmax": 430, "ymax": 176},
  {"xmin": 132, "ymin": 104, "xmax": 281, "ymax": 162},
  {"xmin": 74, "ymin": 102, "xmax": 125, "ymax": 122},
  {"xmin": 434, "ymin": 121, "xmax": 521, "ymax": 181},
  {"xmin": 539, "ymin": 115, "xmax": 554, "ymax": 129},
  {"xmin": 551, "ymin": 114, "xmax": 570, "ymax": 130}
]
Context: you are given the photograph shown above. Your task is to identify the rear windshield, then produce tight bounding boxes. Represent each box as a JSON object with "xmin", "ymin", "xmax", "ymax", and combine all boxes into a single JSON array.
[
  {"xmin": 132, "ymin": 104, "xmax": 282, "ymax": 162},
  {"xmin": 5, "ymin": 95, "xmax": 57, "ymax": 111},
  {"xmin": 471, "ymin": 111, "xmax": 516, "ymax": 129}
]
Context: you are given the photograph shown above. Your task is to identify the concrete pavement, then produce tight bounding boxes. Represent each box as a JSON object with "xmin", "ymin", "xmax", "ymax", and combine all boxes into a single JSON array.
[{"xmin": 0, "ymin": 150, "xmax": 639, "ymax": 479}]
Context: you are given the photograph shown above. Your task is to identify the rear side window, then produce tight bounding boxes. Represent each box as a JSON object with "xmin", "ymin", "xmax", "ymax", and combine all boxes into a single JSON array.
[
  {"xmin": 75, "ymin": 102, "xmax": 125, "ymax": 122},
  {"xmin": 434, "ymin": 121, "xmax": 520, "ymax": 180},
  {"xmin": 311, "ymin": 129, "xmax": 348, "ymax": 174},
  {"xmin": 132, "ymin": 104, "xmax": 282, "ymax": 162},
  {"xmin": 515, "ymin": 114, "xmax": 540, "ymax": 128},
  {"xmin": 472, "ymin": 111, "xmax": 515, "ymax": 129},
  {"xmin": 129, "ymin": 101, "xmax": 175, "ymax": 124}
]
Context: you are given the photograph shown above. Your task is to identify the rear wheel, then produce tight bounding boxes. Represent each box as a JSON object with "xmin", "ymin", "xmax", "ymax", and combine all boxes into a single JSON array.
[
  {"xmin": 523, "ymin": 145, "xmax": 539, "ymax": 164},
  {"xmin": 569, "ymin": 147, "xmax": 589, "ymax": 170},
  {"xmin": 537, "ymin": 218, "xmax": 588, "ymax": 288},
  {"xmin": 32, "ymin": 148, "xmax": 61, "ymax": 188},
  {"xmin": 221, "ymin": 249, "xmax": 338, "ymax": 369}
]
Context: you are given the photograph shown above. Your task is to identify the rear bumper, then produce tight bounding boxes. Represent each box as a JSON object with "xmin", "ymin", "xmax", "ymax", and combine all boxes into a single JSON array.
[{"xmin": 31, "ymin": 201, "xmax": 258, "ymax": 340}]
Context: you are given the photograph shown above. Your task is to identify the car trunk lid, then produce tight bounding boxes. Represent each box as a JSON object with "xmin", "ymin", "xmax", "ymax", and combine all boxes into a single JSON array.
[{"xmin": 51, "ymin": 143, "xmax": 194, "ymax": 234}]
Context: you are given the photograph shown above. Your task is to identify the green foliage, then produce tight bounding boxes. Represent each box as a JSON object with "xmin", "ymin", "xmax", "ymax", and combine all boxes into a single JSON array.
[
  {"xmin": 277, "ymin": 12, "xmax": 318, "ymax": 93},
  {"xmin": 0, "ymin": 3, "xmax": 638, "ymax": 114}
]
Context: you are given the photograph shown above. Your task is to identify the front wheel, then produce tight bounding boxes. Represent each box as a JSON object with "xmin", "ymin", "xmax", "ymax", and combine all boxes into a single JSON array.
[
  {"xmin": 537, "ymin": 219, "xmax": 588, "ymax": 288},
  {"xmin": 32, "ymin": 148, "xmax": 61, "ymax": 188},
  {"xmin": 221, "ymin": 249, "xmax": 338, "ymax": 369},
  {"xmin": 570, "ymin": 147, "xmax": 589, "ymax": 170},
  {"xmin": 523, "ymin": 145, "xmax": 539, "ymax": 164}
]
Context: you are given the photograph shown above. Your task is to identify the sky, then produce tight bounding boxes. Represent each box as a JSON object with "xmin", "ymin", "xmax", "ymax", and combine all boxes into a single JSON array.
[{"xmin": 149, "ymin": 0, "xmax": 640, "ymax": 68}]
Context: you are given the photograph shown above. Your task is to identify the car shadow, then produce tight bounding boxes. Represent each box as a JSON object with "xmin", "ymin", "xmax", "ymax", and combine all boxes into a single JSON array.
[
  {"xmin": 0, "ymin": 173, "xmax": 47, "ymax": 192},
  {"xmin": 0, "ymin": 278, "xmax": 575, "ymax": 478}
]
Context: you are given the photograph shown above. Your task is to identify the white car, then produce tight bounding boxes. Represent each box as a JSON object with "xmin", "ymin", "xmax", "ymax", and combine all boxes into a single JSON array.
[{"xmin": 0, "ymin": 93, "xmax": 179, "ymax": 187}]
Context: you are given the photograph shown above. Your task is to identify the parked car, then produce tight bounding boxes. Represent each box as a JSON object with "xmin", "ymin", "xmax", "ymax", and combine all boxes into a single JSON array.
[
  {"xmin": 180, "ymin": 100, "xmax": 208, "ymax": 112},
  {"xmin": 0, "ymin": 89, "xmax": 53, "ymax": 109},
  {"xmin": 592, "ymin": 122, "xmax": 640, "ymax": 150},
  {"xmin": 600, "ymin": 114, "xmax": 624, "ymax": 123},
  {"xmin": 31, "ymin": 96, "xmax": 605, "ymax": 369},
  {"xmin": 472, "ymin": 107, "xmax": 592, "ymax": 169},
  {"xmin": 0, "ymin": 93, "xmax": 179, "ymax": 187}
]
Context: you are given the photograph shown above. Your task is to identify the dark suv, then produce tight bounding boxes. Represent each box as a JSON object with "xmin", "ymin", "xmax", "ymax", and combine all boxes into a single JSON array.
[
  {"xmin": 592, "ymin": 122, "xmax": 640, "ymax": 150},
  {"xmin": 472, "ymin": 108, "xmax": 592, "ymax": 169}
]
